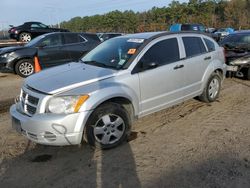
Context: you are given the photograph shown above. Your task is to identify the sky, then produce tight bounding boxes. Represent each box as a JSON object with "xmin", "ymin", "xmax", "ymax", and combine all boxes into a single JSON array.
[{"xmin": 0, "ymin": 0, "xmax": 188, "ymax": 29}]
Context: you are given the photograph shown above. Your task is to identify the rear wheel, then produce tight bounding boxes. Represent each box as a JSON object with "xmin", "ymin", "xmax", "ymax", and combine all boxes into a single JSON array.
[
  {"xmin": 15, "ymin": 59, "xmax": 34, "ymax": 77},
  {"xmin": 199, "ymin": 73, "xmax": 221, "ymax": 103},
  {"xmin": 19, "ymin": 32, "xmax": 32, "ymax": 42},
  {"xmin": 84, "ymin": 103, "xmax": 131, "ymax": 149}
]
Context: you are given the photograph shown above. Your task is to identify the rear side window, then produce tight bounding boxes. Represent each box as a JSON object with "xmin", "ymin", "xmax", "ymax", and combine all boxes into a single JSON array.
[
  {"xmin": 182, "ymin": 37, "xmax": 206, "ymax": 57},
  {"xmin": 141, "ymin": 38, "xmax": 180, "ymax": 66},
  {"xmin": 64, "ymin": 33, "xmax": 86, "ymax": 44},
  {"xmin": 84, "ymin": 34, "xmax": 101, "ymax": 42},
  {"xmin": 204, "ymin": 38, "xmax": 215, "ymax": 52}
]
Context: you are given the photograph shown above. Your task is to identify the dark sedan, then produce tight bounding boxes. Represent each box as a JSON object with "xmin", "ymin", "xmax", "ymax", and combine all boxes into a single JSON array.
[
  {"xmin": 219, "ymin": 30, "xmax": 250, "ymax": 79},
  {"xmin": 0, "ymin": 32, "xmax": 101, "ymax": 77},
  {"xmin": 8, "ymin": 22, "xmax": 69, "ymax": 42}
]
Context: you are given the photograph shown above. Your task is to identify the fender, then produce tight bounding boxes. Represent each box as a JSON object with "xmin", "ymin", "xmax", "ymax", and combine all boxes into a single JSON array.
[
  {"xmin": 201, "ymin": 59, "xmax": 226, "ymax": 91},
  {"xmin": 61, "ymin": 78, "xmax": 140, "ymax": 117}
]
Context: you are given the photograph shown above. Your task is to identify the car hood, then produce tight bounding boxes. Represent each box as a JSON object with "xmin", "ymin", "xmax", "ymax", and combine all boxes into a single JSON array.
[
  {"xmin": 25, "ymin": 62, "xmax": 117, "ymax": 95},
  {"xmin": 0, "ymin": 46, "xmax": 24, "ymax": 54}
]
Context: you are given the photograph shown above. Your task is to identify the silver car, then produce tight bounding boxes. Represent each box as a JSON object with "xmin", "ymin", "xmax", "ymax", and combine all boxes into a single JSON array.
[{"xmin": 10, "ymin": 32, "xmax": 226, "ymax": 149}]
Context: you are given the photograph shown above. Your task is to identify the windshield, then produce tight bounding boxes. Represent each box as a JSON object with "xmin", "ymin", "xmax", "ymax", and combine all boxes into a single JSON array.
[
  {"xmin": 25, "ymin": 35, "xmax": 46, "ymax": 47},
  {"xmin": 81, "ymin": 37, "xmax": 145, "ymax": 69},
  {"xmin": 220, "ymin": 34, "xmax": 250, "ymax": 50}
]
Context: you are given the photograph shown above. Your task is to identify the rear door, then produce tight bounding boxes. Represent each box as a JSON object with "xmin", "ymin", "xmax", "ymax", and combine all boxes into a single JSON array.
[
  {"xmin": 180, "ymin": 35, "xmax": 211, "ymax": 97},
  {"xmin": 61, "ymin": 33, "xmax": 89, "ymax": 62},
  {"xmin": 136, "ymin": 36, "xmax": 185, "ymax": 116}
]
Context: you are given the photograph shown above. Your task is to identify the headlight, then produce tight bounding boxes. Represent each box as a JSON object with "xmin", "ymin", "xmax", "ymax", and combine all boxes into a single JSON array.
[
  {"xmin": 230, "ymin": 56, "xmax": 250, "ymax": 66},
  {"xmin": 47, "ymin": 95, "xmax": 89, "ymax": 114},
  {"xmin": 1, "ymin": 52, "xmax": 14, "ymax": 59},
  {"xmin": 1, "ymin": 53, "xmax": 10, "ymax": 58}
]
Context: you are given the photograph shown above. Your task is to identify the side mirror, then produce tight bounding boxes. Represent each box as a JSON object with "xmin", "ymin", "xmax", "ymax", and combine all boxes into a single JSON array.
[
  {"xmin": 141, "ymin": 61, "xmax": 158, "ymax": 70},
  {"xmin": 147, "ymin": 62, "xmax": 158, "ymax": 69}
]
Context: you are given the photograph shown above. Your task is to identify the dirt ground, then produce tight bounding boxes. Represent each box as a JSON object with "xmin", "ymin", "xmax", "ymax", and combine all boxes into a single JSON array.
[{"xmin": 0, "ymin": 73, "xmax": 250, "ymax": 188}]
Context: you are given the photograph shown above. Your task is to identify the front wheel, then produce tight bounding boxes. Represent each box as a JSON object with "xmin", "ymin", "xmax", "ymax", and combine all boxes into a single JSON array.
[
  {"xmin": 84, "ymin": 103, "xmax": 131, "ymax": 149},
  {"xmin": 15, "ymin": 59, "xmax": 35, "ymax": 77},
  {"xmin": 199, "ymin": 73, "xmax": 221, "ymax": 103}
]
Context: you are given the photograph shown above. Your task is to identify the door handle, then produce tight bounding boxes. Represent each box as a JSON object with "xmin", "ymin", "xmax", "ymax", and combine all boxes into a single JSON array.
[
  {"xmin": 173, "ymin": 64, "xmax": 184, "ymax": 70},
  {"xmin": 204, "ymin": 56, "xmax": 211, "ymax": 60}
]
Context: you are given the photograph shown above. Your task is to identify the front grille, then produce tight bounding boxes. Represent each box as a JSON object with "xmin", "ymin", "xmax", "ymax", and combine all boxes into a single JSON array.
[{"xmin": 20, "ymin": 89, "xmax": 39, "ymax": 116}]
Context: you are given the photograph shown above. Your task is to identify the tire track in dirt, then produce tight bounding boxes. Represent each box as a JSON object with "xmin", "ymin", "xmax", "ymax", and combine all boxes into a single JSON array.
[{"xmin": 0, "ymin": 98, "xmax": 15, "ymax": 114}]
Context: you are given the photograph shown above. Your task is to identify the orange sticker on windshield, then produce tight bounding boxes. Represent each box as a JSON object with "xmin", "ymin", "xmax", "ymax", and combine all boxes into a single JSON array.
[{"xmin": 127, "ymin": 48, "xmax": 136, "ymax": 55}]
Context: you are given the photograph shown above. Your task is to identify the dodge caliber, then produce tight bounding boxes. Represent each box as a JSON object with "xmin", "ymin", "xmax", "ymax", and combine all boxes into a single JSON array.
[{"xmin": 10, "ymin": 31, "xmax": 226, "ymax": 149}]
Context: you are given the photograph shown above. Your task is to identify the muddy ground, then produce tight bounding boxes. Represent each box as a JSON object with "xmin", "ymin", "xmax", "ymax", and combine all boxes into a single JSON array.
[{"xmin": 0, "ymin": 73, "xmax": 250, "ymax": 188}]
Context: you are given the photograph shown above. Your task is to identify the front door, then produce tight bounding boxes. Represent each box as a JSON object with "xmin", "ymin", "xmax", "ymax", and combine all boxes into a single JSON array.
[
  {"xmin": 37, "ymin": 34, "xmax": 67, "ymax": 68},
  {"xmin": 136, "ymin": 37, "xmax": 185, "ymax": 116}
]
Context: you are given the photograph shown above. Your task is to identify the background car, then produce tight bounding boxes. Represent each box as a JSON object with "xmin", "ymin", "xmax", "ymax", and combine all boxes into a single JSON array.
[
  {"xmin": 0, "ymin": 32, "xmax": 101, "ymax": 77},
  {"xmin": 219, "ymin": 30, "xmax": 250, "ymax": 79},
  {"xmin": 169, "ymin": 23, "xmax": 219, "ymax": 41},
  {"xmin": 213, "ymin": 27, "xmax": 234, "ymax": 41},
  {"xmin": 97, "ymin": 32, "xmax": 123, "ymax": 42},
  {"xmin": 8, "ymin": 22, "xmax": 69, "ymax": 42}
]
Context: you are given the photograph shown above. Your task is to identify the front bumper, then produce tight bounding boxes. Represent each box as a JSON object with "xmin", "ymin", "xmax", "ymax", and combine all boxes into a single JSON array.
[
  {"xmin": 0, "ymin": 57, "xmax": 15, "ymax": 72},
  {"xmin": 10, "ymin": 104, "xmax": 92, "ymax": 146},
  {"xmin": 226, "ymin": 65, "xmax": 238, "ymax": 72}
]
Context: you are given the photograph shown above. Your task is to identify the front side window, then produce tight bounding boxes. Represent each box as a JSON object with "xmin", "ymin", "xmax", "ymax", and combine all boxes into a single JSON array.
[
  {"xmin": 140, "ymin": 38, "xmax": 180, "ymax": 67},
  {"xmin": 40, "ymin": 34, "xmax": 62, "ymax": 47},
  {"xmin": 81, "ymin": 37, "xmax": 144, "ymax": 69},
  {"xmin": 183, "ymin": 37, "xmax": 206, "ymax": 57},
  {"xmin": 31, "ymin": 24, "xmax": 41, "ymax": 28},
  {"xmin": 38, "ymin": 23, "xmax": 48, "ymax": 28}
]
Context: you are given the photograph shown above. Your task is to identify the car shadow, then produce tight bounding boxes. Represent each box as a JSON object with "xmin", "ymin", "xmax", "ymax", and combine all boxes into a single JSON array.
[
  {"xmin": 143, "ymin": 154, "xmax": 250, "ymax": 188},
  {"xmin": 0, "ymin": 141, "xmax": 141, "ymax": 188}
]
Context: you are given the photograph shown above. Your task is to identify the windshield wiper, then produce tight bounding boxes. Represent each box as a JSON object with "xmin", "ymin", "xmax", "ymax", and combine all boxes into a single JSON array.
[{"xmin": 82, "ymin": 60, "xmax": 117, "ymax": 69}]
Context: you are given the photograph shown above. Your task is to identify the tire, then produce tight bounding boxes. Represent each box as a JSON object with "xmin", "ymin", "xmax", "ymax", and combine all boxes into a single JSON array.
[
  {"xmin": 15, "ymin": 59, "xmax": 35, "ymax": 77},
  {"xmin": 199, "ymin": 73, "xmax": 221, "ymax": 103},
  {"xmin": 19, "ymin": 32, "xmax": 32, "ymax": 42},
  {"xmin": 84, "ymin": 102, "xmax": 131, "ymax": 149},
  {"xmin": 246, "ymin": 67, "xmax": 250, "ymax": 80}
]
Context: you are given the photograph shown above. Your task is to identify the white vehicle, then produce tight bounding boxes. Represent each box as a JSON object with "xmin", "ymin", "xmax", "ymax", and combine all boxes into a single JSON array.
[{"xmin": 10, "ymin": 32, "xmax": 226, "ymax": 149}]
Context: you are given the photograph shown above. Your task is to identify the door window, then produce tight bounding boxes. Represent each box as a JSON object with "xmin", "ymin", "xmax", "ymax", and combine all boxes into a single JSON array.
[
  {"xmin": 64, "ymin": 33, "xmax": 87, "ymax": 44},
  {"xmin": 40, "ymin": 34, "xmax": 62, "ymax": 47},
  {"xmin": 182, "ymin": 37, "xmax": 206, "ymax": 57},
  {"xmin": 140, "ymin": 38, "xmax": 179, "ymax": 68},
  {"xmin": 204, "ymin": 38, "xmax": 215, "ymax": 52}
]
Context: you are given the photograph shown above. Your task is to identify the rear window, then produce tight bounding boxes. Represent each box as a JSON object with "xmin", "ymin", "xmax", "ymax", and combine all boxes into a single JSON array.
[
  {"xmin": 182, "ymin": 37, "xmax": 206, "ymax": 57},
  {"xmin": 204, "ymin": 38, "xmax": 215, "ymax": 52}
]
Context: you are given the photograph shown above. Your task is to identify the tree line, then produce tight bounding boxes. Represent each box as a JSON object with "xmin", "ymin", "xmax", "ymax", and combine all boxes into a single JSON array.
[{"xmin": 60, "ymin": 0, "xmax": 250, "ymax": 33}]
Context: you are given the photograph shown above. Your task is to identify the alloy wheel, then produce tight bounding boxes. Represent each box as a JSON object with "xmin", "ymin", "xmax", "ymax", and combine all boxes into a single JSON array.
[
  {"xmin": 93, "ymin": 114, "xmax": 125, "ymax": 145},
  {"xmin": 20, "ymin": 33, "xmax": 31, "ymax": 42},
  {"xmin": 208, "ymin": 78, "xmax": 219, "ymax": 99},
  {"xmin": 18, "ymin": 61, "xmax": 34, "ymax": 76}
]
